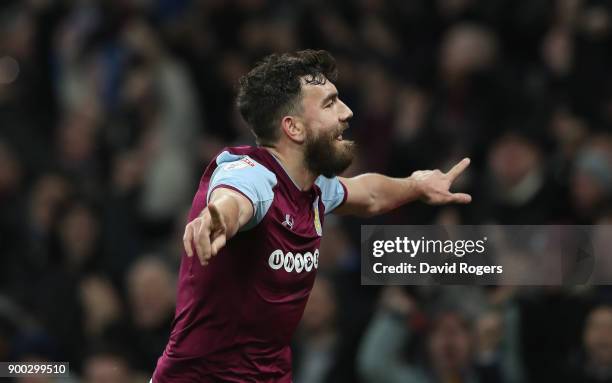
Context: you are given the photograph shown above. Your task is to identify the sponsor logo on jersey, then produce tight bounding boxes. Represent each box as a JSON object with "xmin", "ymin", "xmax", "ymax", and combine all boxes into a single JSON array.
[
  {"xmin": 313, "ymin": 196, "xmax": 322, "ymax": 236},
  {"xmin": 268, "ymin": 249, "xmax": 319, "ymax": 273}
]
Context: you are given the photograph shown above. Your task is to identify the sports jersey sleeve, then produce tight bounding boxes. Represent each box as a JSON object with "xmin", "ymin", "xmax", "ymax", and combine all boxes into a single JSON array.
[
  {"xmin": 207, "ymin": 151, "xmax": 277, "ymax": 230},
  {"xmin": 315, "ymin": 175, "xmax": 348, "ymax": 215}
]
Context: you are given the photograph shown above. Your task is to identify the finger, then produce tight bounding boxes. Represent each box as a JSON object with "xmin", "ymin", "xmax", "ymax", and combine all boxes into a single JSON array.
[
  {"xmin": 211, "ymin": 234, "xmax": 227, "ymax": 257},
  {"xmin": 446, "ymin": 158, "xmax": 471, "ymax": 181},
  {"xmin": 208, "ymin": 202, "xmax": 225, "ymax": 230},
  {"xmin": 191, "ymin": 219, "xmax": 204, "ymax": 261},
  {"xmin": 183, "ymin": 224, "xmax": 194, "ymax": 258},
  {"xmin": 450, "ymin": 193, "xmax": 472, "ymax": 204},
  {"xmin": 196, "ymin": 233, "xmax": 211, "ymax": 265},
  {"xmin": 194, "ymin": 219, "xmax": 211, "ymax": 265},
  {"xmin": 198, "ymin": 220, "xmax": 213, "ymax": 265}
]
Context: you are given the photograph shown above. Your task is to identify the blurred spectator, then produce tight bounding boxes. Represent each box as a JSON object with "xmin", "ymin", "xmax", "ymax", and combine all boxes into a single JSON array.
[
  {"xmin": 474, "ymin": 131, "xmax": 564, "ymax": 223},
  {"xmin": 120, "ymin": 19, "xmax": 201, "ymax": 227},
  {"xmin": 293, "ymin": 275, "xmax": 339, "ymax": 383},
  {"xmin": 123, "ymin": 255, "xmax": 176, "ymax": 373},
  {"xmin": 79, "ymin": 275, "xmax": 123, "ymax": 340},
  {"xmin": 358, "ymin": 286, "xmax": 523, "ymax": 383},
  {"xmin": 570, "ymin": 135, "xmax": 612, "ymax": 223},
  {"xmin": 14, "ymin": 199, "xmax": 101, "ymax": 369},
  {"xmin": 355, "ymin": 62, "xmax": 396, "ymax": 173},
  {"xmin": 519, "ymin": 287, "xmax": 592, "ymax": 382},
  {"xmin": 318, "ymin": 216, "xmax": 357, "ymax": 272},
  {"xmin": 55, "ymin": 109, "xmax": 101, "ymax": 184},
  {"xmin": 54, "ymin": 200, "xmax": 103, "ymax": 273},
  {"xmin": 561, "ymin": 304, "xmax": 612, "ymax": 383},
  {"xmin": 82, "ymin": 345, "xmax": 133, "ymax": 383},
  {"xmin": 431, "ymin": 23, "xmax": 503, "ymax": 165},
  {"xmin": 12, "ymin": 331, "xmax": 76, "ymax": 383}
]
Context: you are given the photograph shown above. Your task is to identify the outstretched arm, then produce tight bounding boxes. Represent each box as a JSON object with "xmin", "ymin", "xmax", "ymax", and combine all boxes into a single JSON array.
[
  {"xmin": 183, "ymin": 188, "xmax": 254, "ymax": 266},
  {"xmin": 335, "ymin": 158, "xmax": 472, "ymax": 217}
]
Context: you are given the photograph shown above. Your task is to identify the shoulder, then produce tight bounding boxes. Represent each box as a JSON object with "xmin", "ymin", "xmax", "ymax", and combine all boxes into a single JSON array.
[
  {"xmin": 215, "ymin": 149, "xmax": 275, "ymax": 179},
  {"xmin": 209, "ymin": 149, "xmax": 277, "ymax": 199},
  {"xmin": 314, "ymin": 175, "xmax": 347, "ymax": 214},
  {"xmin": 209, "ymin": 148, "xmax": 278, "ymax": 230},
  {"xmin": 315, "ymin": 175, "xmax": 346, "ymax": 197}
]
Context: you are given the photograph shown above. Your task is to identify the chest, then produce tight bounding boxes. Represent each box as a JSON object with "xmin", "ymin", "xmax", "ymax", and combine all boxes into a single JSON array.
[{"xmin": 249, "ymin": 191, "xmax": 325, "ymax": 292}]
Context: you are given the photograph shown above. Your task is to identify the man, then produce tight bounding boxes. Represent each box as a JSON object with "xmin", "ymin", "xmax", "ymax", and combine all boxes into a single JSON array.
[
  {"xmin": 152, "ymin": 50, "xmax": 471, "ymax": 382},
  {"xmin": 561, "ymin": 304, "xmax": 612, "ymax": 383}
]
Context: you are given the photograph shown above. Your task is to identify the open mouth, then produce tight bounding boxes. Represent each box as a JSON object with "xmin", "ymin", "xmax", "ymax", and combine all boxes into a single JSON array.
[{"xmin": 335, "ymin": 124, "xmax": 349, "ymax": 141}]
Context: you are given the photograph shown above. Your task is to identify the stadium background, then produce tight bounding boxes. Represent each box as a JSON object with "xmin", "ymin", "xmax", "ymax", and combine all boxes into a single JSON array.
[{"xmin": 1, "ymin": 0, "xmax": 612, "ymax": 382}]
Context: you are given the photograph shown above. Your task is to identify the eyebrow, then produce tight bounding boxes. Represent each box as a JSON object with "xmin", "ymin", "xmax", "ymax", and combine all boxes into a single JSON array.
[{"xmin": 321, "ymin": 91, "xmax": 338, "ymax": 106}]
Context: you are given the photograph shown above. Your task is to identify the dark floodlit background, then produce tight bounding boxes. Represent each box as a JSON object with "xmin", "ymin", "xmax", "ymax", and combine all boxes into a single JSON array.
[{"xmin": 1, "ymin": 0, "xmax": 612, "ymax": 382}]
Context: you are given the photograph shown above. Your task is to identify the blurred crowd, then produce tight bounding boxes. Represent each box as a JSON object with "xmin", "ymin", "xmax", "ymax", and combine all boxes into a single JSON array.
[{"xmin": 1, "ymin": 0, "xmax": 612, "ymax": 382}]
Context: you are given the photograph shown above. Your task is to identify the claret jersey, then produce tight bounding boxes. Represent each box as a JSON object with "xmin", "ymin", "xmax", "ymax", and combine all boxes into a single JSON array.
[{"xmin": 152, "ymin": 146, "xmax": 347, "ymax": 382}]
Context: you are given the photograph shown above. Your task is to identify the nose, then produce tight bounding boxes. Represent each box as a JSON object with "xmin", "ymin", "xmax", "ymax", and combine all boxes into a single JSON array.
[{"xmin": 339, "ymin": 99, "xmax": 353, "ymax": 122}]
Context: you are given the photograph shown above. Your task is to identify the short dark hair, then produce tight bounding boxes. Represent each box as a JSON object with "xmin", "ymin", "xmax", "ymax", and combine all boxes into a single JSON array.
[{"xmin": 237, "ymin": 50, "xmax": 338, "ymax": 145}]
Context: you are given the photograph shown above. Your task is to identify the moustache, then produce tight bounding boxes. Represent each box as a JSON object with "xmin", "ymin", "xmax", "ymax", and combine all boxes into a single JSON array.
[{"xmin": 332, "ymin": 123, "xmax": 350, "ymax": 137}]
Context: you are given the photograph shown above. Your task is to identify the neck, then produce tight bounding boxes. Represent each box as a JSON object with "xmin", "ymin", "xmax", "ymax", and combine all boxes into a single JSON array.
[{"xmin": 263, "ymin": 144, "xmax": 317, "ymax": 191}]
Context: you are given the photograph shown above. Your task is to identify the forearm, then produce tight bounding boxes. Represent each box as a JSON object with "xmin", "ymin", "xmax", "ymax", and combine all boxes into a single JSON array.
[
  {"xmin": 204, "ymin": 190, "xmax": 252, "ymax": 238},
  {"xmin": 209, "ymin": 196, "xmax": 240, "ymax": 236},
  {"xmin": 353, "ymin": 173, "xmax": 421, "ymax": 216},
  {"xmin": 339, "ymin": 160, "xmax": 471, "ymax": 217},
  {"xmin": 186, "ymin": 188, "xmax": 253, "ymax": 264}
]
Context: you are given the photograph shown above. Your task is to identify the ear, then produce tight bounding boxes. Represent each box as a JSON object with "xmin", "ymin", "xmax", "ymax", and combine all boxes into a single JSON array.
[{"xmin": 280, "ymin": 115, "xmax": 306, "ymax": 144}]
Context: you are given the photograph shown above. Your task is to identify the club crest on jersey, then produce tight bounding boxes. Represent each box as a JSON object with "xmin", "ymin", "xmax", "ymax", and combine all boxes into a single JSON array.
[
  {"xmin": 313, "ymin": 196, "xmax": 322, "ymax": 236},
  {"xmin": 282, "ymin": 214, "xmax": 294, "ymax": 230}
]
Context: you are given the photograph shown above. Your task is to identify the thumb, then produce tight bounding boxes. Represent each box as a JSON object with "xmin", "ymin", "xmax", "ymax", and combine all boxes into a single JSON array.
[{"xmin": 451, "ymin": 193, "xmax": 472, "ymax": 204}]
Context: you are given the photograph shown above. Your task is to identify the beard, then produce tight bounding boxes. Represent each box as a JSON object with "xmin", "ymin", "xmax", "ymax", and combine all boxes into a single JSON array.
[{"xmin": 304, "ymin": 124, "xmax": 355, "ymax": 178}]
